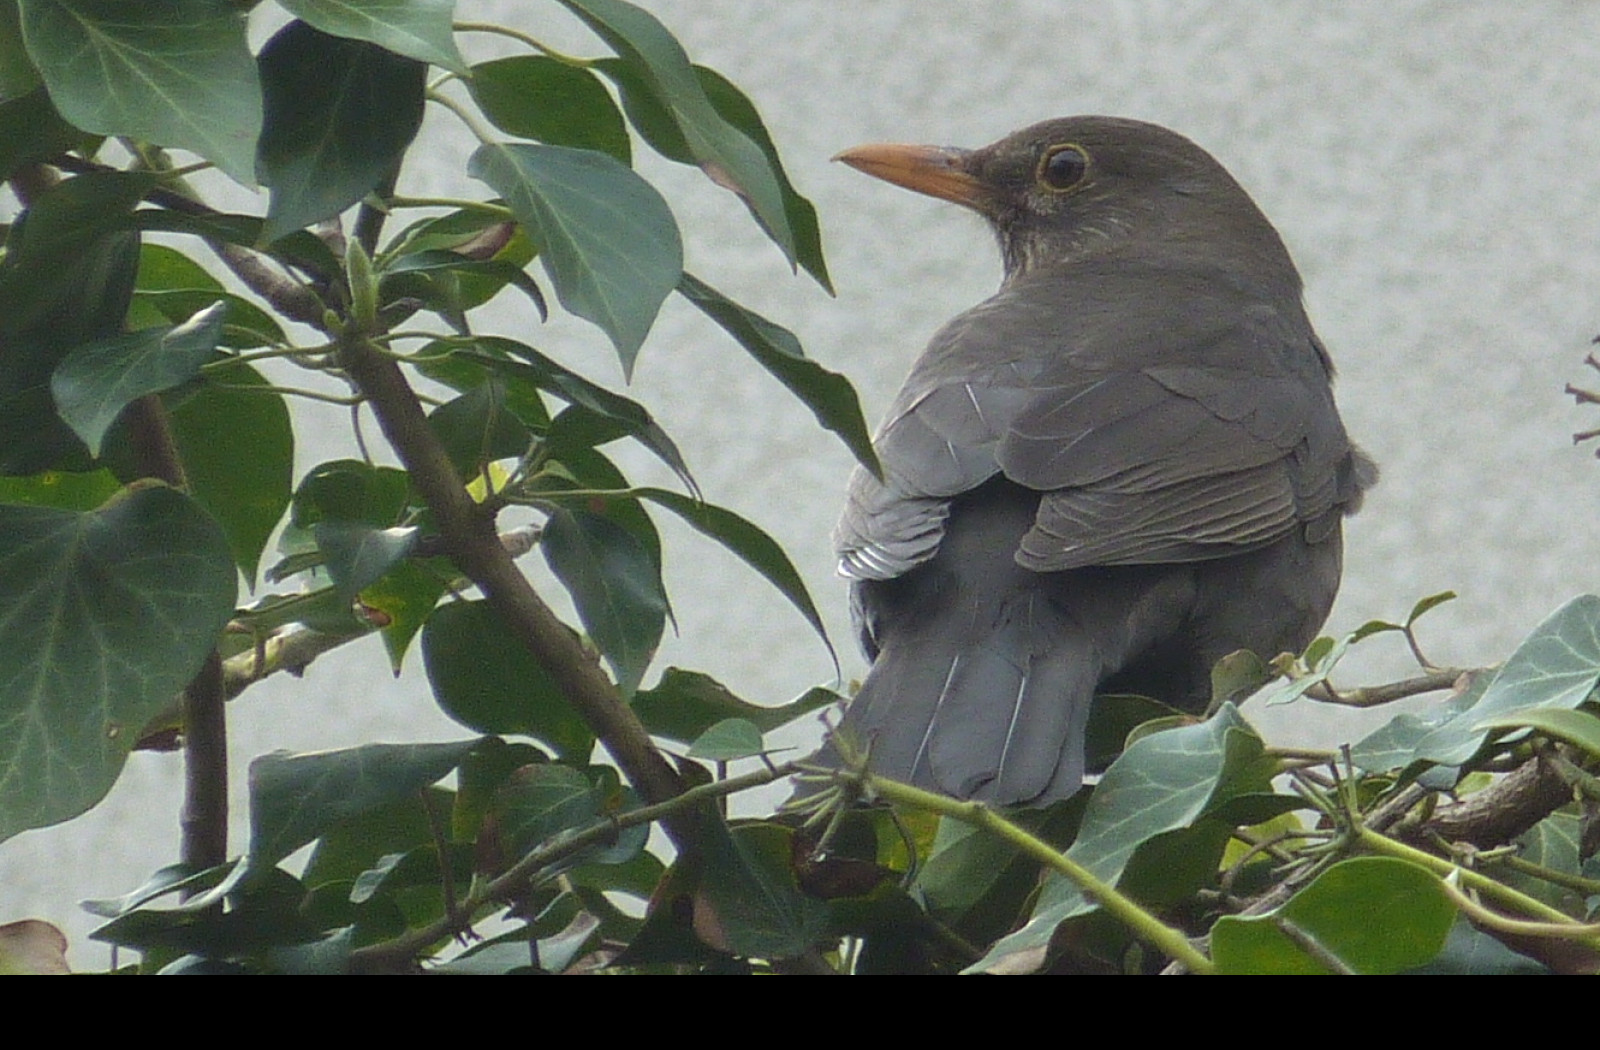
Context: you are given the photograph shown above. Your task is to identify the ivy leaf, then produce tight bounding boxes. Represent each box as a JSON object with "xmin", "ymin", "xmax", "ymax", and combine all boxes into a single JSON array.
[
  {"xmin": 0, "ymin": 486, "xmax": 236, "ymax": 843},
  {"xmin": 244, "ymin": 739, "xmax": 481, "ymax": 880},
  {"xmin": 677, "ymin": 274, "xmax": 875, "ymax": 477},
  {"xmin": 421, "ymin": 600, "xmax": 595, "ymax": 760},
  {"xmin": 277, "ymin": 0, "xmax": 467, "ymax": 74},
  {"xmin": 634, "ymin": 486, "xmax": 834, "ymax": 666},
  {"xmin": 469, "ymin": 56, "xmax": 630, "ymax": 162},
  {"xmin": 563, "ymin": 0, "xmax": 795, "ymax": 264},
  {"xmin": 50, "ymin": 301, "xmax": 226, "ymax": 455},
  {"xmin": 542, "ymin": 507, "xmax": 668, "ymax": 697},
  {"xmin": 469, "ymin": 142, "xmax": 682, "ymax": 376},
  {"xmin": 17, "ymin": 0, "xmax": 261, "ymax": 183},
  {"xmin": 256, "ymin": 20, "xmax": 427, "ymax": 242},
  {"xmin": 1212, "ymin": 857, "xmax": 1454, "ymax": 974}
]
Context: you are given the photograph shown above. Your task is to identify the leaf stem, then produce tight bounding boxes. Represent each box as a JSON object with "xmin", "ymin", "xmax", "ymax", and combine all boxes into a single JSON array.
[{"xmin": 864, "ymin": 775, "xmax": 1216, "ymax": 974}]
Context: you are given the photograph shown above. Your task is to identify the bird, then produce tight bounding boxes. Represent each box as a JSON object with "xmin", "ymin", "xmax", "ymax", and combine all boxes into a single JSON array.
[{"xmin": 825, "ymin": 116, "xmax": 1375, "ymax": 806}]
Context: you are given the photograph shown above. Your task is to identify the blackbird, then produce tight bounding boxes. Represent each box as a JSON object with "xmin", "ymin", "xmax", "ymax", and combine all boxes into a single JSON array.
[{"xmin": 826, "ymin": 117, "xmax": 1374, "ymax": 805}]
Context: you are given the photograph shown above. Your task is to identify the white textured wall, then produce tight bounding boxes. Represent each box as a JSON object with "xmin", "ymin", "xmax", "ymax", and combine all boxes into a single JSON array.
[{"xmin": 7, "ymin": 1, "xmax": 1600, "ymax": 964}]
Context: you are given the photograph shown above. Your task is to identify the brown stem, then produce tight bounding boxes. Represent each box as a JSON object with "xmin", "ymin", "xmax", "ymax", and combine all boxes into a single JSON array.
[
  {"xmin": 335, "ymin": 336, "xmax": 689, "ymax": 834},
  {"xmin": 123, "ymin": 396, "xmax": 228, "ymax": 876}
]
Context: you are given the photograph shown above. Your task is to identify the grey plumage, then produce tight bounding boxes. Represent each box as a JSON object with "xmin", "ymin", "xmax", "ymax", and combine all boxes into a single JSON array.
[{"xmin": 826, "ymin": 117, "xmax": 1374, "ymax": 805}]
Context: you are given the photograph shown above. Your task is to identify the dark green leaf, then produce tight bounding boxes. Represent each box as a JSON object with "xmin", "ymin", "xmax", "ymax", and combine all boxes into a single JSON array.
[
  {"xmin": 302, "ymin": 790, "xmax": 445, "ymax": 888},
  {"xmin": 50, "ymin": 301, "xmax": 225, "ymax": 455},
  {"xmin": 469, "ymin": 56, "xmax": 630, "ymax": 162},
  {"xmin": 542, "ymin": 507, "xmax": 667, "ymax": 696},
  {"xmin": 492, "ymin": 763, "xmax": 601, "ymax": 860},
  {"xmin": 469, "ymin": 142, "xmax": 682, "ymax": 373},
  {"xmin": 0, "ymin": 86, "xmax": 81, "ymax": 181},
  {"xmin": 421, "ymin": 599, "xmax": 595, "ymax": 760},
  {"xmin": 426, "ymin": 378, "xmax": 533, "ymax": 479},
  {"xmin": 687, "ymin": 718, "xmax": 764, "ymax": 761},
  {"xmin": 634, "ymin": 485, "xmax": 833, "ymax": 664},
  {"xmin": 17, "ymin": 0, "xmax": 261, "ymax": 182},
  {"xmin": 1508, "ymin": 806, "xmax": 1584, "ymax": 915},
  {"xmin": 291, "ymin": 459, "xmax": 410, "ymax": 527},
  {"xmin": 0, "ymin": 486, "xmax": 236, "ymax": 842},
  {"xmin": 244, "ymin": 739, "xmax": 480, "ymax": 879},
  {"xmin": 677, "ymin": 274, "xmax": 875, "ymax": 476},
  {"xmin": 444, "ymin": 336, "xmax": 696, "ymax": 491},
  {"xmin": 134, "ymin": 244, "xmax": 286, "ymax": 349},
  {"xmin": 563, "ymin": 0, "xmax": 795, "ymax": 262},
  {"xmin": 1212, "ymin": 857, "xmax": 1454, "ymax": 974},
  {"xmin": 256, "ymin": 21, "xmax": 426, "ymax": 242},
  {"xmin": 696, "ymin": 820, "xmax": 828, "ymax": 959},
  {"xmin": 1416, "ymin": 595, "xmax": 1600, "ymax": 766},
  {"xmin": 164, "ymin": 364, "xmax": 294, "ymax": 584},
  {"xmin": 313, "ymin": 521, "xmax": 418, "ymax": 602},
  {"xmin": 692, "ymin": 66, "xmax": 829, "ymax": 291},
  {"xmin": 278, "ymin": 0, "xmax": 466, "ymax": 74},
  {"xmin": 0, "ymin": 0, "xmax": 39, "ymax": 99},
  {"xmin": 631, "ymin": 669, "xmax": 837, "ymax": 745}
]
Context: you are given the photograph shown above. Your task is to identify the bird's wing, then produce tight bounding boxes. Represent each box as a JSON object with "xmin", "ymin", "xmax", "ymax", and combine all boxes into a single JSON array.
[{"xmin": 836, "ymin": 268, "xmax": 1354, "ymax": 578}]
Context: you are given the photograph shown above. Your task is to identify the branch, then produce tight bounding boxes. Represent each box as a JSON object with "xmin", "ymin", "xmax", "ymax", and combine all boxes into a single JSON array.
[
  {"xmin": 1306, "ymin": 667, "xmax": 1473, "ymax": 707},
  {"xmin": 335, "ymin": 334, "xmax": 688, "ymax": 831},
  {"xmin": 349, "ymin": 762, "xmax": 795, "ymax": 972}
]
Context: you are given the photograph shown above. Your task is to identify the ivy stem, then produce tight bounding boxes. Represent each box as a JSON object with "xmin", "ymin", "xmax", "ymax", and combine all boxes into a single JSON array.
[
  {"xmin": 863, "ymin": 775, "xmax": 1216, "ymax": 974},
  {"xmin": 454, "ymin": 21, "xmax": 594, "ymax": 66}
]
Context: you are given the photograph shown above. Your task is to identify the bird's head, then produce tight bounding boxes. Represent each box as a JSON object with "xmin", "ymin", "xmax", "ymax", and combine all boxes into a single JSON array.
[{"xmin": 836, "ymin": 116, "xmax": 1296, "ymax": 288}]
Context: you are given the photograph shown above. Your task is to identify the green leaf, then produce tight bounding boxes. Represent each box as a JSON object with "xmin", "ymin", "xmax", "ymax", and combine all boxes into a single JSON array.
[
  {"xmin": 1508, "ymin": 806, "xmax": 1584, "ymax": 915},
  {"xmin": 691, "ymin": 66, "xmax": 829, "ymax": 291},
  {"xmin": 256, "ymin": 21, "xmax": 426, "ymax": 242},
  {"xmin": 165, "ymin": 365, "xmax": 294, "ymax": 584},
  {"xmin": 277, "ymin": 0, "xmax": 466, "ymax": 74},
  {"xmin": 426, "ymin": 378, "xmax": 532, "ymax": 479},
  {"xmin": 541, "ymin": 507, "xmax": 667, "ymax": 696},
  {"xmin": 630, "ymin": 669, "xmax": 837, "ymax": 745},
  {"xmin": 421, "ymin": 599, "xmax": 595, "ymax": 760},
  {"xmin": 0, "ymin": 0, "xmax": 40, "ymax": 100},
  {"xmin": 362, "ymin": 560, "xmax": 445, "ymax": 673},
  {"xmin": 1212, "ymin": 857, "xmax": 1455, "ymax": 974},
  {"xmin": 1416, "ymin": 595, "xmax": 1600, "ymax": 766},
  {"xmin": 563, "ymin": 0, "xmax": 795, "ymax": 263},
  {"xmin": 490, "ymin": 764, "xmax": 645, "ymax": 871},
  {"xmin": 970, "ymin": 704, "xmax": 1270, "ymax": 972},
  {"xmin": 468, "ymin": 56, "xmax": 630, "ymax": 163},
  {"xmin": 0, "ymin": 485, "xmax": 236, "ymax": 842},
  {"xmin": 134, "ymin": 244, "xmax": 287, "ymax": 349},
  {"xmin": 469, "ymin": 142, "xmax": 683, "ymax": 374},
  {"xmin": 1348, "ymin": 671, "xmax": 1486, "ymax": 773},
  {"xmin": 17, "ymin": 0, "xmax": 261, "ymax": 183},
  {"xmin": 677, "ymin": 274, "xmax": 874, "ymax": 476},
  {"xmin": 0, "ymin": 468, "xmax": 119, "ymax": 510},
  {"xmin": 291, "ymin": 458, "xmax": 410, "ymax": 527},
  {"xmin": 696, "ymin": 820, "xmax": 828, "ymax": 959},
  {"xmin": 687, "ymin": 718, "xmax": 764, "ymax": 761},
  {"xmin": 437, "ymin": 336, "xmax": 695, "ymax": 491},
  {"xmin": 50, "ymin": 301, "xmax": 225, "ymax": 455},
  {"xmin": 1475, "ymin": 706, "xmax": 1600, "ymax": 759},
  {"xmin": 313, "ymin": 522, "xmax": 418, "ymax": 602},
  {"xmin": 244, "ymin": 739, "xmax": 480, "ymax": 880},
  {"xmin": 0, "ymin": 87, "xmax": 82, "ymax": 181},
  {"xmin": 632, "ymin": 485, "xmax": 834, "ymax": 665},
  {"xmin": 1408, "ymin": 590, "xmax": 1457, "ymax": 626}
]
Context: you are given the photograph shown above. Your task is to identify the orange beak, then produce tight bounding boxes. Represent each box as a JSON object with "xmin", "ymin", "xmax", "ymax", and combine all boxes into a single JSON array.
[{"xmin": 833, "ymin": 143, "xmax": 984, "ymax": 209}]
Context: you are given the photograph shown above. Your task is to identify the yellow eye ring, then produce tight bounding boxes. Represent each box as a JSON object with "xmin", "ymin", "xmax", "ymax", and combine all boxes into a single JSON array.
[{"xmin": 1037, "ymin": 143, "xmax": 1090, "ymax": 192}]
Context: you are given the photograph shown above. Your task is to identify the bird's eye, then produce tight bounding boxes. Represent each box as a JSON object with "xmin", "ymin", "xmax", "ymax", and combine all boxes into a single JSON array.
[{"xmin": 1037, "ymin": 144, "xmax": 1089, "ymax": 192}]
